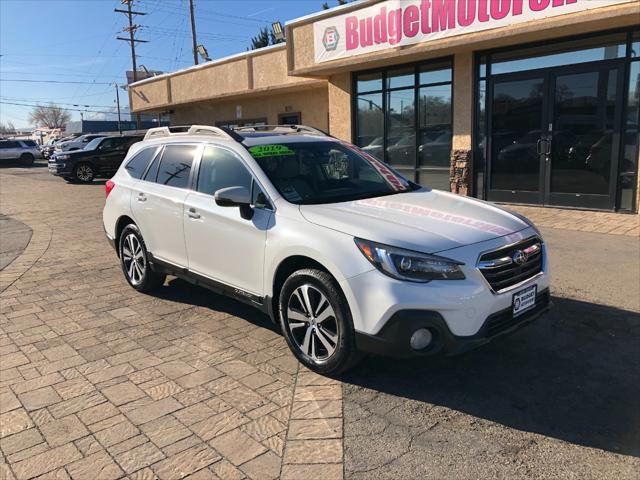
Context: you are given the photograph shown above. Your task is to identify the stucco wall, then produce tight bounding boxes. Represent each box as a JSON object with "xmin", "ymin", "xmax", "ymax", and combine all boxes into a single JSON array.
[
  {"xmin": 253, "ymin": 49, "xmax": 299, "ymax": 89},
  {"xmin": 170, "ymin": 86, "xmax": 329, "ymax": 132},
  {"xmin": 130, "ymin": 78, "xmax": 170, "ymax": 112},
  {"xmin": 327, "ymin": 73, "xmax": 352, "ymax": 141},
  {"xmin": 171, "ymin": 61, "xmax": 250, "ymax": 105}
]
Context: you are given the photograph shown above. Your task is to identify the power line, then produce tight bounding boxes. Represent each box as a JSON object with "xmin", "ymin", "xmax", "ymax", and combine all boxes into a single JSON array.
[
  {"xmin": 0, "ymin": 79, "xmax": 112, "ymax": 85},
  {"xmin": 1, "ymin": 97, "xmax": 118, "ymax": 109},
  {"xmin": 0, "ymin": 101, "xmax": 118, "ymax": 116}
]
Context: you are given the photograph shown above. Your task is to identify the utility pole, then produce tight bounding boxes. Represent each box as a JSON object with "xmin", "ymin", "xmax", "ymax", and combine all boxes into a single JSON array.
[
  {"xmin": 115, "ymin": 0, "xmax": 147, "ymax": 129},
  {"xmin": 114, "ymin": 83, "xmax": 122, "ymax": 134},
  {"xmin": 189, "ymin": 0, "xmax": 199, "ymax": 65}
]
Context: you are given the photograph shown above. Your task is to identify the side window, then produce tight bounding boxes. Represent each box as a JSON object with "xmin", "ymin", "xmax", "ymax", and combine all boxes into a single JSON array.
[
  {"xmin": 0, "ymin": 141, "xmax": 9, "ymax": 149},
  {"xmin": 197, "ymin": 146, "xmax": 252, "ymax": 196},
  {"xmin": 156, "ymin": 145, "xmax": 197, "ymax": 188},
  {"xmin": 251, "ymin": 180, "xmax": 270, "ymax": 209},
  {"xmin": 124, "ymin": 147, "xmax": 158, "ymax": 179},
  {"xmin": 99, "ymin": 138, "xmax": 118, "ymax": 150}
]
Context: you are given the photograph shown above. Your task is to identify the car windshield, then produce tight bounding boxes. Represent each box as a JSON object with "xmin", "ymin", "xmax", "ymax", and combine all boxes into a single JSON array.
[
  {"xmin": 249, "ymin": 141, "xmax": 415, "ymax": 205},
  {"xmin": 83, "ymin": 138, "xmax": 103, "ymax": 150}
]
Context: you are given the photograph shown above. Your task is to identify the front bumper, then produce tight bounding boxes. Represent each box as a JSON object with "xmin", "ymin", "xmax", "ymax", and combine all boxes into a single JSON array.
[
  {"xmin": 48, "ymin": 160, "xmax": 72, "ymax": 176},
  {"xmin": 355, "ymin": 289, "xmax": 551, "ymax": 358}
]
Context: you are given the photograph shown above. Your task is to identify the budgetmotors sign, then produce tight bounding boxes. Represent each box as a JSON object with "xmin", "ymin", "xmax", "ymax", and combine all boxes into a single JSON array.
[{"xmin": 313, "ymin": 0, "xmax": 634, "ymax": 63}]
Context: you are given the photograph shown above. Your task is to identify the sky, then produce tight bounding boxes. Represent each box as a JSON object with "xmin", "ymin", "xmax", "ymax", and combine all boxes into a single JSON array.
[{"xmin": 0, "ymin": 0, "xmax": 338, "ymax": 128}]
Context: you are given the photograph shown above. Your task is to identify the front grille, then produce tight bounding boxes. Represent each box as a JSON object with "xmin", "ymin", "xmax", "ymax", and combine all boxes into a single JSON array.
[
  {"xmin": 483, "ymin": 289, "xmax": 550, "ymax": 337},
  {"xmin": 478, "ymin": 237, "xmax": 543, "ymax": 292}
]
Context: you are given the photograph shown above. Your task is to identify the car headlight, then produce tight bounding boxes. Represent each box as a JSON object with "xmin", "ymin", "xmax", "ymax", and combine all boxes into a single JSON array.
[
  {"xmin": 354, "ymin": 238, "xmax": 465, "ymax": 282},
  {"xmin": 56, "ymin": 154, "xmax": 70, "ymax": 160}
]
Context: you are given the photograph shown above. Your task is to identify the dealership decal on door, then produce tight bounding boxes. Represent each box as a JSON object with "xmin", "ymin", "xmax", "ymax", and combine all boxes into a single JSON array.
[{"xmin": 313, "ymin": 0, "xmax": 635, "ymax": 63}]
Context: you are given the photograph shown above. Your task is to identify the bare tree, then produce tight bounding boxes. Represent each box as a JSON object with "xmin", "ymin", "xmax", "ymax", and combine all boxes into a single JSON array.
[
  {"xmin": 29, "ymin": 103, "xmax": 71, "ymax": 129},
  {"xmin": 0, "ymin": 121, "xmax": 16, "ymax": 134}
]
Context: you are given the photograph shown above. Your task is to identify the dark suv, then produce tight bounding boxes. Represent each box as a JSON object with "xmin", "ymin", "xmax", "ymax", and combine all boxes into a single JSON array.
[{"xmin": 49, "ymin": 135, "xmax": 143, "ymax": 183}]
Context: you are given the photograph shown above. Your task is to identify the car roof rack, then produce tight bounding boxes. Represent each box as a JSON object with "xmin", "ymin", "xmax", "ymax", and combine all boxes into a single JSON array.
[
  {"xmin": 143, "ymin": 125, "xmax": 243, "ymax": 142},
  {"xmin": 232, "ymin": 125, "xmax": 330, "ymax": 137}
]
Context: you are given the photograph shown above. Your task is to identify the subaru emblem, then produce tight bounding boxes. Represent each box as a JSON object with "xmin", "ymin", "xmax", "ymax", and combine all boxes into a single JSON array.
[{"xmin": 512, "ymin": 250, "xmax": 528, "ymax": 266}]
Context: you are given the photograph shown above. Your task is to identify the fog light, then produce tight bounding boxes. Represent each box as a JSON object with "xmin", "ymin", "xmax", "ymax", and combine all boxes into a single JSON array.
[{"xmin": 410, "ymin": 328, "xmax": 433, "ymax": 350}]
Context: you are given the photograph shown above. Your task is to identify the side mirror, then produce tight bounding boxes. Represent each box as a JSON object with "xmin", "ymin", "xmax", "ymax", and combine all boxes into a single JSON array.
[{"xmin": 214, "ymin": 186, "xmax": 253, "ymax": 219}]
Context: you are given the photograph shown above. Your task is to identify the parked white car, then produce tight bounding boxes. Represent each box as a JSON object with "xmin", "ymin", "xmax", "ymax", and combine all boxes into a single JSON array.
[
  {"xmin": 55, "ymin": 134, "xmax": 105, "ymax": 152},
  {"xmin": 0, "ymin": 139, "xmax": 42, "ymax": 164},
  {"xmin": 103, "ymin": 125, "xmax": 550, "ymax": 374}
]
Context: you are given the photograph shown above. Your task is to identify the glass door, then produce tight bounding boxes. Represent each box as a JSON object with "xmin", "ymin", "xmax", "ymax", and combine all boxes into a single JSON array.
[
  {"xmin": 545, "ymin": 64, "xmax": 623, "ymax": 209},
  {"xmin": 487, "ymin": 72, "xmax": 547, "ymax": 204},
  {"xmin": 486, "ymin": 62, "xmax": 624, "ymax": 209}
]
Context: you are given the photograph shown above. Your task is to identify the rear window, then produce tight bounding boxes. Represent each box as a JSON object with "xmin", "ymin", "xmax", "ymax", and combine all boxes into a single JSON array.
[{"xmin": 124, "ymin": 147, "xmax": 158, "ymax": 179}]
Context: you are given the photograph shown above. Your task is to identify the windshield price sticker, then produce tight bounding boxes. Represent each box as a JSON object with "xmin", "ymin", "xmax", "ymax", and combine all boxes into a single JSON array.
[{"xmin": 249, "ymin": 145, "xmax": 296, "ymax": 158}]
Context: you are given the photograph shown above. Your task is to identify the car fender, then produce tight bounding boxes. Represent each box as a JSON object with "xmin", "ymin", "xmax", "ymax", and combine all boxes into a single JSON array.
[{"xmin": 263, "ymin": 215, "xmax": 374, "ymax": 299}]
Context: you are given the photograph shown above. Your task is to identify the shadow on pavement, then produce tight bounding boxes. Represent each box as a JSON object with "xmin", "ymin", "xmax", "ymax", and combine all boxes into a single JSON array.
[
  {"xmin": 0, "ymin": 160, "xmax": 47, "ymax": 168},
  {"xmin": 341, "ymin": 296, "xmax": 640, "ymax": 457},
  {"xmin": 155, "ymin": 277, "xmax": 278, "ymax": 333}
]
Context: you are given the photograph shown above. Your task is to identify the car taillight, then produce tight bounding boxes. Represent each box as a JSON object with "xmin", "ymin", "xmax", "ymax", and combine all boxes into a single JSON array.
[{"xmin": 105, "ymin": 180, "xmax": 116, "ymax": 198}]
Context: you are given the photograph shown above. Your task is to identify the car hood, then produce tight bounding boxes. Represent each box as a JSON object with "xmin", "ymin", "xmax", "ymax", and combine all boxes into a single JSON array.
[
  {"xmin": 299, "ymin": 189, "xmax": 529, "ymax": 254},
  {"xmin": 57, "ymin": 148, "xmax": 92, "ymax": 158}
]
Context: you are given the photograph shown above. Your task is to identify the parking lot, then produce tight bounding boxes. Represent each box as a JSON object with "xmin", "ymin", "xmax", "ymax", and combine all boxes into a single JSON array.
[{"xmin": 1, "ymin": 161, "xmax": 639, "ymax": 480}]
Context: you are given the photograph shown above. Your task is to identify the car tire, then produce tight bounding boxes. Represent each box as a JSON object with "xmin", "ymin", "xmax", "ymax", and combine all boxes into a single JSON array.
[
  {"xmin": 118, "ymin": 224, "xmax": 166, "ymax": 292},
  {"xmin": 19, "ymin": 153, "xmax": 34, "ymax": 166},
  {"xmin": 73, "ymin": 163, "xmax": 94, "ymax": 183},
  {"xmin": 279, "ymin": 268, "xmax": 361, "ymax": 375}
]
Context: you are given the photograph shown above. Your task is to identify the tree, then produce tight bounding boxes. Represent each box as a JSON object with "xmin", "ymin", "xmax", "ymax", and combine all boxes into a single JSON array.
[
  {"xmin": 28, "ymin": 103, "xmax": 71, "ymax": 129},
  {"xmin": 323, "ymin": 0, "xmax": 351, "ymax": 9},
  {"xmin": 249, "ymin": 24, "xmax": 286, "ymax": 50},
  {"xmin": 0, "ymin": 121, "xmax": 16, "ymax": 134}
]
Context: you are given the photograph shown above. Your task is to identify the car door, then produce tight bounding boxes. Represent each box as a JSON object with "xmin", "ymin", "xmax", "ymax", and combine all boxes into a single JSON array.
[
  {"xmin": 95, "ymin": 137, "xmax": 127, "ymax": 175},
  {"xmin": 0, "ymin": 141, "xmax": 20, "ymax": 159},
  {"xmin": 0, "ymin": 141, "xmax": 11, "ymax": 160},
  {"xmin": 183, "ymin": 145, "xmax": 273, "ymax": 296},
  {"xmin": 131, "ymin": 143, "xmax": 200, "ymax": 267}
]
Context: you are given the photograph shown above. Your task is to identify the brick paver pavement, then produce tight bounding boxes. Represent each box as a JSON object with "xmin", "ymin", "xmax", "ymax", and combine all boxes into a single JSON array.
[
  {"xmin": 509, "ymin": 205, "xmax": 639, "ymax": 236},
  {"xmin": 0, "ymin": 167, "xmax": 344, "ymax": 479}
]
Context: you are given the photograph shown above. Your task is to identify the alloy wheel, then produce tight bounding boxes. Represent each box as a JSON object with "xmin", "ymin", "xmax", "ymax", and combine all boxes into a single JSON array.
[
  {"xmin": 287, "ymin": 284, "xmax": 339, "ymax": 363},
  {"xmin": 122, "ymin": 233, "xmax": 145, "ymax": 286},
  {"xmin": 76, "ymin": 164, "xmax": 93, "ymax": 181}
]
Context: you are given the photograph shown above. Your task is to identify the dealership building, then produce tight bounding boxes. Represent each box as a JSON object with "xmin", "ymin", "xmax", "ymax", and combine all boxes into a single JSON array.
[{"xmin": 129, "ymin": 0, "xmax": 640, "ymax": 214}]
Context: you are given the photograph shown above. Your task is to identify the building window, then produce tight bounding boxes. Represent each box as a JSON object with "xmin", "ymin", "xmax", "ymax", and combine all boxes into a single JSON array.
[
  {"xmin": 354, "ymin": 59, "xmax": 453, "ymax": 188},
  {"xmin": 278, "ymin": 112, "xmax": 301, "ymax": 125},
  {"xmin": 216, "ymin": 118, "xmax": 267, "ymax": 129}
]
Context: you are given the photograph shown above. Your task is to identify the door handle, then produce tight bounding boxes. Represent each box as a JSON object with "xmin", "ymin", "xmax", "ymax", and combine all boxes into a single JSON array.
[
  {"xmin": 187, "ymin": 208, "xmax": 201, "ymax": 219},
  {"xmin": 136, "ymin": 193, "xmax": 147, "ymax": 202}
]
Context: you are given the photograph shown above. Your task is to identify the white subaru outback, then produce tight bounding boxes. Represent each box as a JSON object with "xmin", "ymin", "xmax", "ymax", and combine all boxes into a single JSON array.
[{"xmin": 103, "ymin": 125, "xmax": 550, "ymax": 374}]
